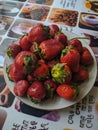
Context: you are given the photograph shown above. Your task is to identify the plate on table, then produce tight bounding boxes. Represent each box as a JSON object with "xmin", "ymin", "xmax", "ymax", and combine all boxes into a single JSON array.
[{"xmin": 4, "ymin": 30, "xmax": 97, "ymax": 110}]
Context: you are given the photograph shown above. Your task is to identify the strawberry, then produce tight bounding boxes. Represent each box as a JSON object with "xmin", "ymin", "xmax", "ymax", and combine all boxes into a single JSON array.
[
  {"xmin": 73, "ymin": 66, "xmax": 89, "ymax": 82},
  {"xmin": 27, "ymin": 81, "xmax": 46, "ymax": 102},
  {"xmin": 33, "ymin": 59, "xmax": 49, "ymax": 80},
  {"xmin": 47, "ymin": 59, "xmax": 58, "ymax": 70},
  {"xmin": 56, "ymin": 84, "xmax": 79, "ymax": 100},
  {"xmin": 60, "ymin": 46, "xmax": 80, "ymax": 72},
  {"xmin": 7, "ymin": 63, "xmax": 25, "ymax": 82},
  {"xmin": 6, "ymin": 43, "xmax": 22, "ymax": 58},
  {"xmin": 44, "ymin": 79, "xmax": 57, "ymax": 98},
  {"xmin": 80, "ymin": 47, "xmax": 93, "ymax": 66},
  {"xmin": 39, "ymin": 39, "xmax": 64, "ymax": 60},
  {"xmin": 28, "ymin": 23, "xmax": 49, "ymax": 43},
  {"xmin": 19, "ymin": 35, "xmax": 32, "ymax": 51},
  {"xmin": 15, "ymin": 51, "xmax": 37, "ymax": 74},
  {"xmin": 68, "ymin": 39, "xmax": 83, "ymax": 53},
  {"xmin": 14, "ymin": 80, "xmax": 29, "ymax": 97},
  {"xmin": 54, "ymin": 33, "xmax": 68, "ymax": 47},
  {"xmin": 51, "ymin": 63, "xmax": 72, "ymax": 84},
  {"xmin": 49, "ymin": 24, "xmax": 59, "ymax": 37},
  {"xmin": 27, "ymin": 74, "xmax": 34, "ymax": 84}
]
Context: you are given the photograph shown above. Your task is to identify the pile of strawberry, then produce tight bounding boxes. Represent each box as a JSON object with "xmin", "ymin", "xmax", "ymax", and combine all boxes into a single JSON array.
[{"xmin": 6, "ymin": 23, "xmax": 93, "ymax": 103}]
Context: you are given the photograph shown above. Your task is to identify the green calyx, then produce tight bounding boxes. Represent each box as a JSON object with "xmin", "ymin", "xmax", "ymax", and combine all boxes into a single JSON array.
[
  {"xmin": 43, "ymin": 25, "xmax": 50, "ymax": 33},
  {"xmin": 61, "ymin": 46, "xmax": 72, "ymax": 57},
  {"xmin": 45, "ymin": 84, "xmax": 54, "ymax": 98},
  {"xmin": 28, "ymin": 95, "xmax": 41, "ymax": 104},
  {"xmin": 51, "ymin": 63, "xmax": 68, "ymax": 84},
  {"xmin": 71, "ymin": 83, "xmax": 79, "ymax": 99},
  {"xmin": 6, "ymin": 48, "xmax": 13, "ymax": 57},
  {"xmin": 33, "ymin": 42, "xmax": 41, "ymax": 53},
  {"xmin": 23, "ymin": 55, "xmax": 36, "ymax": 74}
]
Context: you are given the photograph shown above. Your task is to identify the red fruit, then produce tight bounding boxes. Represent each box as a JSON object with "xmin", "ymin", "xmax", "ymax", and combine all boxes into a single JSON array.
[
  {"xmin": 33, "ymin": 60, "xmax": 49, "ymax": 80},
  {"xmin": 44, "ymin": 79, "xmax": 57, "ymax": 98},
  {"xmin": 19, "ymin": 35, "xmax": 32, "ymax": 51},
  {"xmin": 30, "ymin": 44, "xmax": 35, "ymax": 52},
  {"xmin": 60, "ymin": 46, "xmax": 80, "ymax": 72},
  {"xmin": 27, "ymin": 74, "xmax": 34, "ymax": 84},
  {"xmin": 27, "ymin": 81, "xmax": 46, "ymax": 101},
  {"xmin": 6, "ymin": 43, "xmax": 22, "ymax": 58},
  {"xmin": 51, "ymin": 63, "xmax": 72, "ymax": 84},
  {"xmin": 15, "ymin": 51, "xmax": 37, "ymax": 74},
  {"xmin": 14, "ymin": 80, "xmax": 29, "ymax": 97},
  {"xmin": 28, "ymin": 23, "xmax": 49, "ymax": 43},
  {"xmin": 73, "ymin": 66, "xmax": 89, "ymax": 82},
  {"xmin": 80, "ymin": 47, "xmax": 93, "ymax": 66},
  {"xmin": 39, "ymin": 39, "xmax": 64, "ymax": 60},
  {"xmin": 68, "ymin": 39, "xmax": 83, "ymax": 53},
  {"xmin": 47, "ymin": 60, "xmax": 58, "ymax": 70},
  {"xmin": 49, "ymin": 24, "xmax": 59, "ymax": 37},
  {"xmin": 7, "ymin": 63, "xmax": 25, "ymax": 82},
  {"xmin": 55, "ymin": 33, "xmax": 68, "ymax": 47},
  {"xmin": 56, "ymin": 84, "xmax": 78, "ymax": 100}
]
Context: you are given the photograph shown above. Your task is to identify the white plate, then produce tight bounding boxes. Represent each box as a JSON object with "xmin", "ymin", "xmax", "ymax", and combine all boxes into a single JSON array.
[{"xmin": 4, "ymin": 31, "xmax": 97, "ymax": 110}]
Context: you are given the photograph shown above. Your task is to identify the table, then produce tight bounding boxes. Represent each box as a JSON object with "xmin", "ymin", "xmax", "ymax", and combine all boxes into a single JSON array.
[{"xmin": 0, "ymin": 0, "xmax": 98, "ymax": 130}]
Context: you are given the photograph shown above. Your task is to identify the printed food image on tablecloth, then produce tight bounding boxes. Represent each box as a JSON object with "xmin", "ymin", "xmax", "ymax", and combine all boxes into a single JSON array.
[
  {"xmin": 0, "ymin": 37, "xmax": 2, "ymax": 43},
  {"xmin": 19, "ymin": 4, "xmax": 50, "ymax": 21},
  {"xmin": 84, "ymin": 0, "xmax": 98, "ymax": 13},
  {"xmin": 10, "ymin": 0, "xmax": 26, "ymax": 2},
  {"xmin": 83, "ymin": 33, "xmax": 98, "ymax": 47},
  {"xmin": 0, "ymin": 1, "xmax": 23, "ymax": 17},
  {"xmin": 7, "ymin": 19, "xmax": 36, "ymax": 38},
  {"xmin": 0, "ymin": 109, "xmax": 7, "ymax": 129},
  {"xmin": 28, "ymin": 0, "xmax": 54, "ymax": 5},
  {"xmin": 14, "ymin": 99, "xmax": 61, "ymax": 122},
  {"xmin": 48, "ymin": 8, "xmax": 78, "ymax": 27},
  {"xmin": 0, "ymin": 15, "xmax": 14, "ymax": 35},
  {"xmin": 79, "ymin": 12, "xmax": 98, "ymax": 31},
  {"xmin": 0, "ymin": 69, "xmax": 15, "ymax": 108}
]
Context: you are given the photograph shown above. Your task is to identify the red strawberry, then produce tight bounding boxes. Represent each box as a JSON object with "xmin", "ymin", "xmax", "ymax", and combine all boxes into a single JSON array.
[
  {"xmin": 6, "ymin": 43, "xmax": 22, "ymax": 58},
  {"xmin": 14, "ymin": 80, "xmax": 29, "ymax": 97},
  {"xmin": 56, "ymin": 84, "xmax": 79, "ymax": 100},
  {"xmin": 27, "ymin": 74, "xmax": 34, "ymax": 84},
  {"xmin": 60, "ymin": 46, "xmax": 80, "ymax": 72},
  {"xmin": 39, "ymin": 39, "xmax": 64, "ymax": 60},
  {"xmin": 47, "ymin": 59, "xmax": 58, "ymax": 70},
  {"xmin": 28, "ymin": 23, "xmax": 49, "ymax": 43},
  {"xmin": 49, "ymin": 24, "xmax": 59, "ymax": 37},
  {"xmin": 73, "ymin": 66, "xmax": 89, "ymax": 82},
  {"xmin": 55, "ymin": 33, "xmax": 68, "ymax": 47},
  {"xmin": 19, "ymin": 35, "xmax": 32, "ymax": 51},
  {"xmin": 27, "ymin": 81, "xmax": 46, "ymax": 102},
  {"xmin": 44, "ymin": 79, "xmax": 57, "ymax": 98},
  {"xmin": 68, "ymin": 39, "xmax": 83, "ymax": 53},
  {"xmin": 30, "ymin": 44, "xmax": 35, "ymax": 52},
  {"xmin": 7, "ymin": 63, "xmax": 25, "ymax": 82},
  {"xmin": 15, "ymin": 51, "xmax": 37, "ymax": 74},
  {"xmin": 33, "ymin": 59, "xmax": 49, "ymax": 80},
  {"xmin": 80, "ymin": 47, "xmax": 93, "ymax": 66},
  {"xmin": 51, "ymin": 63, "xmax": 72, "ymax": 84}
]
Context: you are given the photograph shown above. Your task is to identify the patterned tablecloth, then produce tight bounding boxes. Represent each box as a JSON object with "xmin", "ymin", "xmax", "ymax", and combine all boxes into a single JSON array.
[{"xmin": 0, "ymin": 0, "xmax": 98, "ymax": 130}]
